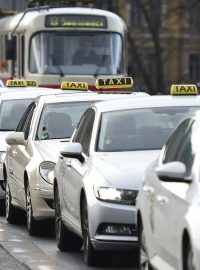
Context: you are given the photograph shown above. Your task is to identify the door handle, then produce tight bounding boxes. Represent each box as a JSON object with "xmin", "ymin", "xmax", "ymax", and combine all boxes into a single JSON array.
[
  {"xmin": 12, "ymin": 150, "xmax": 17, "ymax": 156},
  {"xmin": 65, "ymin": 161, "xmax": 72, "ymax": 168},
  {"xmin": 156, "ymin": 195, "xmax": 168, "ymax": 206},
  {"xmin": 143, "ymin": 185, "xmax": 154, "ymax": 195}
]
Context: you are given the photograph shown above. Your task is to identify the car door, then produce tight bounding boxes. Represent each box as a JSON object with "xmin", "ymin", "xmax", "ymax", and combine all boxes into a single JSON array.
[
  {"xmin": 6, "ymin": 103, "xmax": 35, "ymax": 201},
  {"xmin": 62, "ymin": 108, "xmax": 95, "ymax": 231},
  {"xmin": 152, "ymin": 119, "xmax": 197, "ymax": 269},
  {"xmin": 12, "ymin": 103, "xmax": 36, "ymax": 207}
]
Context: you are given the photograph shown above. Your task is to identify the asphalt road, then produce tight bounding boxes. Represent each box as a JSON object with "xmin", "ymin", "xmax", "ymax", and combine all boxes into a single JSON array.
[{"xmin": 0, "ymin": 208, "xmax": 139, "ymax": 270}]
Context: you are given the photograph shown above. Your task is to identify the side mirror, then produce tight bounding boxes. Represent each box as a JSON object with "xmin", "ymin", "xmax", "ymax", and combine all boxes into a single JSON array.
[
  {"xmin": 156, "ymin": 161, "xmax": 191, "ymax": 183},
  {"xmin": 6, "ymin": 132, "xmax": 26, "ymax": 146},
  {"xmin": 60, "ymin": 142, "xmax": 84, "ymax": 163},
  {"xmin": 6, "ymin": 39, "xmax": 16, "ymax": 60}
]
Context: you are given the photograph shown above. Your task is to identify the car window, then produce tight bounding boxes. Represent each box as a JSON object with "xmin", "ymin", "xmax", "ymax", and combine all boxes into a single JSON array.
[
  {"xmin": 16, "ymin": 102, "xmax": 35, "ymax": 132},
  {"xmin": 162, "ymin": 119, "xmax": 192, "ymax": 163},
  {"xmin": 24, "ymin": 104, "xmax": 36, "ymax": 140},
  {"xmin": 97, "ymin": 107, "xmax": 195, "ymax": 152},
  {"xmin": 0, "ymin": 99, "xmax": 33, "ymax": 131},
  {"xmin": 36, "ymin": 102, "xmax": 92, "ymax": 140},
  {"xmin": 80, "ymin": 110, "xmax": 95, "ymax": 156},
  {"xmin": 176, "ymin": 120, "xmax": 198, "ymax": 176},
  {"xmin": 73, "ymin": 108, "xmax": 94, "ymax": 143}
]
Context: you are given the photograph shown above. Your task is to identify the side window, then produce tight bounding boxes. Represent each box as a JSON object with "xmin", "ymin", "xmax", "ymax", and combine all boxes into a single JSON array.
[
  {"xmin": 73, "ymin": 108, "xmax": 94, "ymax": 143},
  {"xmin": 16, "ymin": 102, "xmax": 35, "ymax": 132},
  {"xmin": 73, "ymin": 108, "xmax": 95, "ymax": 156},
  {"xmin": 24, "ymin": 105, "xmax": 36, "ymax": 140},
  {"xmin": 80, "ymin": 112, "xmax": 95, "ymax": 156},
  {"xmin": 163, "ymin": 119, "xmax": 192, "ymax": 163},
  {"xmin": 176, "ymin": 121, "xmax": 198, "ymax": 176}
]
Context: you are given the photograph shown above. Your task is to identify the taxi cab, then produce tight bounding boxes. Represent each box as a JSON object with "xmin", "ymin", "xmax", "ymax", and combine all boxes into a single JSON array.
[
  {"xmin": 136, "ymin": 84, "xmax": 200, "ymax": 270},
  {"xmin": 0, "ymin": 80, "xmax": 64, "ymax": 199},
  {"xmin": 54, "ymin": 84, "xmax": 200, "ymax": 266},
  {"xmin": 4, "ymin": 78, "xmax": 141, "ymax": 235}
]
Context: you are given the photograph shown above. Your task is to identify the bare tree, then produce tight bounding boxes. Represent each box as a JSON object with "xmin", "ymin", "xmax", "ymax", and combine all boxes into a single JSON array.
[{"xmin": 97, "ymin": 0, "xmax": 200, "ymax": 94}]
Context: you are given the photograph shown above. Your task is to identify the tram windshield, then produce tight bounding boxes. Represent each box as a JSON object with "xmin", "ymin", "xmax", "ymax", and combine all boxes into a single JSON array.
[{"xmin": 29, "ymin": 32, "xmax": 124, "ymax": 76}]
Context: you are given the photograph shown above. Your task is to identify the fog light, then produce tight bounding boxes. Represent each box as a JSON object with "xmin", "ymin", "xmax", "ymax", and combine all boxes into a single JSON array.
[{"xmin": 99, "ymin": 224, "xmax": 136, "ymax": 236}]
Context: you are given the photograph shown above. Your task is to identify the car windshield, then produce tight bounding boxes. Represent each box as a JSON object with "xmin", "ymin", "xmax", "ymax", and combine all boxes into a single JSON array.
[
  {"xmin": 97, "ymin": 106, "xmax": 199, "ymax": 152},
  {"xmin": 29, "ymin": 32, "xmax": 124, "ymax": 76},
  {"xmin": 0, "ymin": 99, "xmax": 32, "ymax": 131},
  {"xmin": 36, "ymin": 101, "xmax": 93, "ymax": 140}
]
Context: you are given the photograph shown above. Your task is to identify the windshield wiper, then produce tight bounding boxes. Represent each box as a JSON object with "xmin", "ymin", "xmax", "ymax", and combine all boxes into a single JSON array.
[{"xmin": 50, "ymin": 54, "xmax": 64, "ymax": 77}]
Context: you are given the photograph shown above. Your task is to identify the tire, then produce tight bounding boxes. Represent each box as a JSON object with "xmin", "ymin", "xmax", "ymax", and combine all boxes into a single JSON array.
[
  {"xmin": 5, "ymin": 181, "xmax": 18, "ymax": 223},
  {"xmin": 138, "ymin": 222, "xmax": 153, "ymax": 270},
  {"xmin": 184, "ymin": 241, "xmax": 195, "ymax": 270},
  {"xmin": 54, "ymin": 185, "xmax": 82, "ymax": 251},
  {"xmin": 81, "ymin": 197, "xmax": 99, "ymax": 266},
  {"xmin": 0, "ymin": 180, "xmax": 6, "ymax": 192},
  {"xmin": 26, "ymin": 182, "xmax": 39, "ymax": 235}
]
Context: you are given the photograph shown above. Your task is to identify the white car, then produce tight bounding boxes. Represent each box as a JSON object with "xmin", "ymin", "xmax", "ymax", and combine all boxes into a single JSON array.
[
  {"xmin": 4, "ymin": 91, "xmax": 136, "ymax": 235},
  {"xmin": 0, "ymin": 87, "xmax": 64, "ymax": 199},
  {"xmin": 53, "ymin": 88, "xmax": 200, "ymax": 266},
  {"xmin": 136, "ymin": 109, "xmax": 200, "ymax": 270}
]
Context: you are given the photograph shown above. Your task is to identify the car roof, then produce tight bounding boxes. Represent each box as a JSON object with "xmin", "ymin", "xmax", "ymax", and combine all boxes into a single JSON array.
[
  {"xmin": 34, "ymin": 92, "xmax": 145, "ymax": 104},
  {"xmin": 0, "ymin": 88, "xmax": 73, "ymax": 101},
  {"xmin": 93, "ymin": 95, "xmax": 200, "ymax": 112}
]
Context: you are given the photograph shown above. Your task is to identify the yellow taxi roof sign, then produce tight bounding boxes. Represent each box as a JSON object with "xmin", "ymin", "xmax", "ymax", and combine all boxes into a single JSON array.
[
  {"xmin": 170, "ymin": 84, "xmax": 198, "ymax": 95},
  {"xmin": 6, "ymin": 80, "xmax": 38, "ymax": 87},
  {"xmin": 6, "ymin": 80, "xmax": 27, "ymax": 87},
  {"xmin": 61, "ymin": 81, "xmax": 88, "ymax": 91},
  {"xmin": 95, "ymin": 77, "xmax": 134, "ymax": 90}
]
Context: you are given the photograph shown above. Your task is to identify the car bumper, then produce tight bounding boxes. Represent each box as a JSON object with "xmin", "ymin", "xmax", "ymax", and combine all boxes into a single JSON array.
[
  {"xmin": 88, "ymin": 198, "xmax": 137, "ymax": 250},
  {"xmin": 31, "ymin": 186, "xmax": 54, "ymax": 220}
]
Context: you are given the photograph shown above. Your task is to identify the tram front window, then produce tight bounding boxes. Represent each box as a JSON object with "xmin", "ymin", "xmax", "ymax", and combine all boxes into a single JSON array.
[{"xmin": 29, "ymin": 32, "xmax": 124, "ymax": 76}]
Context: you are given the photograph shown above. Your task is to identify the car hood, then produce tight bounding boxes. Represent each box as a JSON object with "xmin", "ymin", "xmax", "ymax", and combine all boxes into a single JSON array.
[
  {"xmin": 0, "ymin": 131, "xmax": 13, "ymax": 152},
  {"xmin": 91, "ymin": 150, "xmax": 160, "ymax": 189},
  {"xmin": 35, "ymin": 140, "xmax": 69, "ymax": 162}
]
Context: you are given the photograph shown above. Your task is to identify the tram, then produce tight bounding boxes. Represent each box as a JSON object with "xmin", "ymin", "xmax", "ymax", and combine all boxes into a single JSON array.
[{"xmin": 0, "ymin": 2, "xmax": 128, "ymax": 90}]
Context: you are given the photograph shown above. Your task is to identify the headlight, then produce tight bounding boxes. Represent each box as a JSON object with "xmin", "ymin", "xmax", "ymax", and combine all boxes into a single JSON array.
[
  {"xmin": 94, "ymin": 186, "xmax": 138, "ymax": 205},
  {"xmin": 39, "ymin": 161, "xmax": 55, "ymax": 185},
  {"xmin": 0, "ymin": 151, "xmax": 6, "ymax": 163}
]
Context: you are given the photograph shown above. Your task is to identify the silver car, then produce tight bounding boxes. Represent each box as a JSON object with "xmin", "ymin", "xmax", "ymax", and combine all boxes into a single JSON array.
[
  {"xmin": 136, "ymin": 109, "xmax": 200, "ymax": 270},
  {"xmin": 4, "ymin": 92, "xmax": 134, "ymax": 235},
  {"xmin": 54, "ymin": 92, "xmax": 200, "ymax": 266}
]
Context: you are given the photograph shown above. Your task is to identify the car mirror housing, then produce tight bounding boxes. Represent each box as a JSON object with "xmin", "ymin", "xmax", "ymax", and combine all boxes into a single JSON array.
[
  {"xmin": 156, "ymin": 161, "xmax": 191, "ymax": 183},
  {"xmin": 6, "ymin": 132, "xmax": 26, "ymax": 146},
  {"xmin": 60, "ymin": 142, "xmax": 84, "ymax": 163}
]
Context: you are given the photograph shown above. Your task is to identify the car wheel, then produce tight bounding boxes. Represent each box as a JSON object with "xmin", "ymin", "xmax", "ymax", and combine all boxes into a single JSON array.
[
  {"xmin": 81, "ymin": 197, "xmax": 99, "ymax": 266},
  {"xmin": 54, "ymin": 185, "xmax": 82, "ymax": 251},
  {"xmin": 185, "ymin": 241, "xmax": 195, "ymax": 270},
  {"xmin": 139, "ymin": 222, "xmax": 153, "ymax": 270},
  {"xmin": 5, "ymin": 181, "xmax": 17, "ymax": 223},
  {"xmin": 26, "ymin": 182, "xmax": 39, "ymax": 235},
  {"xmin": 0, "ymin": 180, "xmax": 6, "ymax": 192}
]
